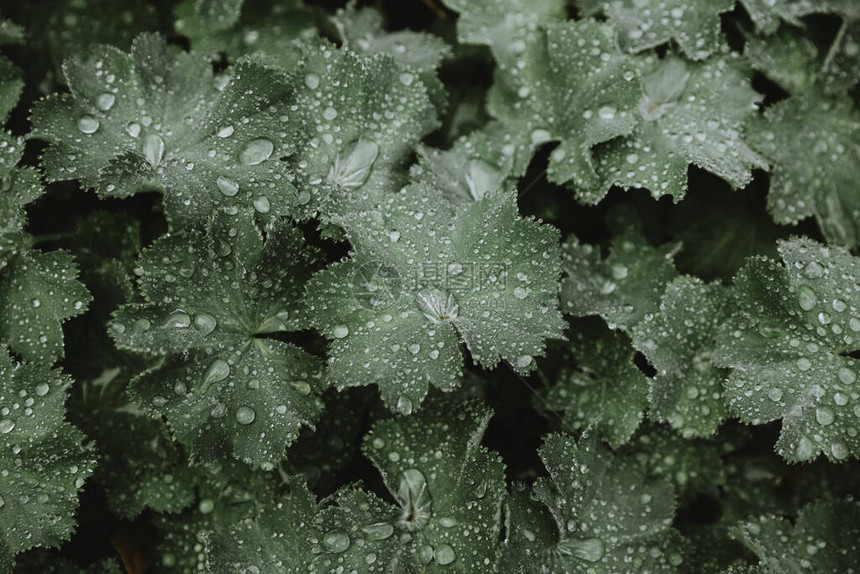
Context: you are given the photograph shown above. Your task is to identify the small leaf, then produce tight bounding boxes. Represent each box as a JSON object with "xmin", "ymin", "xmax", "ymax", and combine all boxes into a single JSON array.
[
  {"xmin": 0, "ymin": 351, "xmax": 96, "ymax": 571},
  {"xmin": 543, "ymin": 319, "xmax": 648, "ymax": 447},
  {"xmin": 632, "ymin": 276, "xmax": 732, "ymax": 437},
  {"xmin": 561, "ymin": 226, "xmax": 679, "ymax": 331},
  {"xmin": 579, "ymin": 0, "xmax": 734, "ymax": 60},
  {"xmin": 734, "ymin": 499, "xmax": 860, "ymax": 572},
  {"xmin": 500, "ymin": 431, "xmax": 685, "ymax": 573}
]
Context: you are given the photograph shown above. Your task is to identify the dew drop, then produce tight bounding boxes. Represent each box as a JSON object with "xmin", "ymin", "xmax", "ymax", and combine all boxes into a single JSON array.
[
  {"xmin": 558, "ymin": 537, "xmax": 605, "ymax": 562},
  {"xmin": 96, "ymin": 92, "xmax": 116, "ymax": 111},
  {"xmin": 235, "ymin": 406, "xmax": 256, "ymax": 425},
  {"xmin": 291, "ymin": 381, "xmax": 311, "ymax": 396},
  {"xmin": 831, "ymin": 441, "xmax": 849, "ymax": 460},
  {"xmin": 126, "ymin": 122, "xmax": 141, "ymax": 138},
  {"xmin": 598, "ymin": 106, "xmax": 616, "ymax": 120},
  {"xmin": 240, "ymin": 138, "xmax": 274, "ymax": 165},
  {"xmin": 143, "ymin": 134, "xmax": 165, "ymax": 167},
  {"xmin": 838, "ymin": 367, "xmax": 856, "ymax": 385},
  {"xmin": 333, "ymin": 325, "xmax": 349, "ymax": 339},
  {"xmin": 399, "ymin": 72, "xmax": 414, "ymax": 86},
  {"xmin": 253, "ymin": 196, "xmax": 271, "ymax": 213},
  {"xmin": 418, "ymin": 545, "xmax": 434, "ymax": 565},
  {"xmin": 202, "ymin": 359, "xmax": 230, "ymax": 386},
  {"xmin": 397, "ymin": 396, "xmax": 413, "ymax": 415},
  {"xmin": 516, "ymin": 355, "xmax": 532, "ymax": 369},
  {"xmin": 304, "ymin": 73, "xmax": 320, "ymax": 90},
  {"xmin": 195, "ymin": 313, "xmax": 217, "ymax": 335},
  {"xmin": 0, "ymin": 419, "xmax": 14, "ymax": 434},
  {"xmin": 513, "ymin": 286, "xmax": 527, "ymax": 300},
  {"xmin": 815, "ymin": 406, "xmax": 835, "ymax": 426},
  {"xmin": 435, "ymin": 544, "xmax": 456, "ymax": 565},
  {"xmin": 322, "ymin": 531, "xmax": 350, "ymax": 553},
  {"xmin": 767, "ymin": 387, "xmax": 783, "ymax": 402},
  {"xmin": 797, "ymin": 285, "xmax": 817, "ymax": 311},
  {"xmin": 199, "ymin": 499, "xmax": 215, "ymax": 514},
  {"xmin": 216, "ymin": 175, "xmax": 239, "ymax": 197},
  {"xmin": 35, "ymin": 383, "xmax": 50, "ymax": 396},
  {"xmin": 77, "ymin": 115, "xmax": 100, "ymax": 134},
  {"xmin": 803, "ymin": 261, "xmax": 824, "ymax": 279},
  {"xmin": 361, "ymin": 522, "xmax": 394, "ymax": 541},
  {"xmin": 164, "ymin": 311, "xmax": 191, "ymax": 328},
  {"xmin": 217, "ymin": 125, "xmax": 234, "ymax": 138}
]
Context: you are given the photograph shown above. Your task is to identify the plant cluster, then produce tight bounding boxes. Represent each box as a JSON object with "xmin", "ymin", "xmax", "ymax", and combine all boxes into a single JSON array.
[{"xmin": 0, "ymin": 0, "xmax": 859, "ymax": 572}]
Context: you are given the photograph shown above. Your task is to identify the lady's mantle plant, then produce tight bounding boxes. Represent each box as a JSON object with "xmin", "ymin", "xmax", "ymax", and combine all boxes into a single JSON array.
[{"xmin": 0, "ymin": 0, "xmax": 859, "ymax": 572}]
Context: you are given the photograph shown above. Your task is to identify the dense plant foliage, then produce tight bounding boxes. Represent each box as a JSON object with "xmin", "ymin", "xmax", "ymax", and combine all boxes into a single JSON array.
[{"xmin": 0, "ymin": 0, "xmax": 859, "ymax": 572}]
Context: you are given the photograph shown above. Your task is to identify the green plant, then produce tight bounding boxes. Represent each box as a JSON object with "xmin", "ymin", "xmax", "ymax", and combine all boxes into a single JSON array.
[{"xmin": 1, "ymin": 0, "xmax": 859, "ymax": 572}]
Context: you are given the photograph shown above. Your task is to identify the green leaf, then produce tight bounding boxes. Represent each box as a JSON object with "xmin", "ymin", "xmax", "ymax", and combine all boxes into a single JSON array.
[
  {"xmin": 748, "ymin": 95, "xmax": 860, "ymax": 248},
  {"xmin": 319, "ymin": 398, "xmax": 506, "ymax": 572},
  {"xmin": 714, "ymin": 237, "xmax": 860, "ymax": 462},
  {"xmin": 410, "ymin": 121, "xmax": 530, "ymax": 206},
  {"xmin": 0, "ymin": 248, "xmax": 92, "ymax": 363},
  {"xmin": 739, "ymin": 0, "xmax": 860, "ymax": 91},
  {"xmin": 543, "ymin": 318, "xmax": 649, "ymax": 447},
  {"xmin": 155, "ymin": 458, "xmax": 282, "ymax": 573},
  {"xmin": 0, "ymin": 20, "xmax": 25, "ymax": 46},
  {"xmin": 211, "ymin": 398, "xmax": 507, "ymax": 573},
  {"xmin": 560, "ymin": 227, "xmax": 679, "ymax": 331},
  {"xmin": 500, "ymin": 431, "xmax": 685, "ymax": 573},
  {"xmin": 31, "ymin": 0, "xmax": 159, "ymax": 80},
  {"xmin": 190, "ymin": 0, "xmax": 244, "ymax": 31},
  {"xmin": 0, "ymin": 142, "xmax": 42, "ymax": 240},
  {"xmin": 734, "ymin": 499, "xmax": 860, "ymax": 573},
  {"xmin": 0, "ymin": 351, "xmax": 96, "ymax": 571},
  {"xmin": 111, "ymin": 210, "xmax": 324, "ymax": 468},
  {"xmin": 439, "ymin": 0, "xmax": 566, "ymax": 66},
  {"xmin": 174, "ymin": 0, "xmax": 317, "ymax": 66},
  {"xmin": 81, "ymin": 402, "xmax": 196, "ymax": 520},
  {"xmin": 206, "ymin": 476, "xmax": 317, "ymax": 573},
  {"xmin": 330, "ymin": 4, "xmax": 451, "ymax": 110},
  {"xmin": 0, "ymin": 56, "xmax": 23, "ymax": 123},
  {"xmin": 307, "ymin": 186, "xmax": 566, "ymax": 413},
  {"xmin": 578, "ymin": 0, "xmax": 734, "ymax": 60},
  {"xmin": 290, "ymin": 40, "xmax": 439, "ymax": 221},
  {"xmin": 486, "ymin": 19, "xmax": 643, "ymax": 199},
  {"xmin": 30, "ymin": 33, "xmax": 304, "ymax": 227},
  {"xmin": 744, "ymin": 26, "xmax": 821, "ymax": 94},
  {"xmin": 632, "ymin": 276, "xmax": 732, "ymax": 437},
  {"xmin": 592, "ymin": 54, "xmax": 766, "ymax": 202},
  {"xmin": 619, "ymin": 425, "xmax": 726, "ymax": 500}
]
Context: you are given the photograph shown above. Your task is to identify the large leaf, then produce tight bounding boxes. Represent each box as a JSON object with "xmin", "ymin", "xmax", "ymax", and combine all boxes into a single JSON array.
[
  {"xmin": 111, "ymin": 210, "xmax": 324, "ymax": 467},
  {"xmin": 31, "ymin": 33, "xmax": 304, "ymax": 227},
  {"xmin": 307, "ymin": 186, "xmax": 566, "ymax": 413},
  {"xmin": 715, "ymin": 238, "xmax": 860, "ymax": 462}
]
